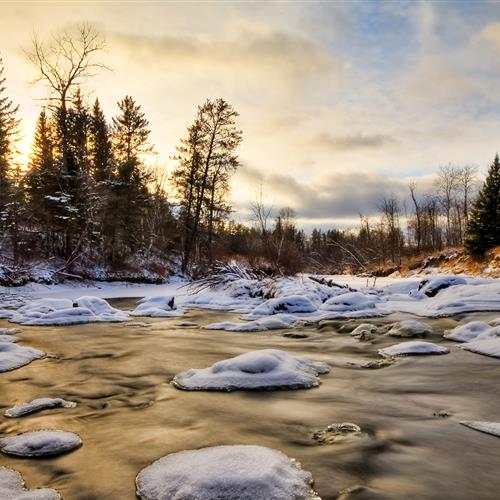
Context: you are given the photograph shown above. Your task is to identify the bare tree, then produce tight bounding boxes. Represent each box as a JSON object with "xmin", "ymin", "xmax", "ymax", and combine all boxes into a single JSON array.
[
  {"xmin": 28, "ymin": 24, "xmax": 107, "ymax": 174},
  {"xmin": 409, "ymin": 181, "xmax": 422, "ymax": 252},
  {"xmin": 458, "ymin": 165, "xmax": 477, "ymax": 224}
]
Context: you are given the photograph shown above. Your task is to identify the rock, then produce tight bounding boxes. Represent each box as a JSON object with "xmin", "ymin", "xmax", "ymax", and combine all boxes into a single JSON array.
[
  {"xmin": 351, "ymin": 323, "xmax": 378, "ymax": 341},
  {"xmin": 312, "ymin": 422, "xmax": 362, "ymax": 444},
  {"xmin": 135, "ymin": 445, "xmax": 320, "ymax": 500},
  {"xmin": 433, "ymin": 410, "xmax": 451, "ymax": 418},
  {"xmin": 0, "ymin": 466, "xmax": 60, "ymax": 499},
  {"xmin": 0, "ymin": 430, "xmax": 82, "ymax": 457},
  {"xmin": 173, "ymin": 349, "xmax": 329, "ymax": 391}
]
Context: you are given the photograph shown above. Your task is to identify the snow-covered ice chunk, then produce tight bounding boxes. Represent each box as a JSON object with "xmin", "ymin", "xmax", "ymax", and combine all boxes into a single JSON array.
[
  {"xmin": 173, "ymin": 349, "xmax": 329, "ymax": 391},
  {"xmin": 131, "ymin": 295, "xmax": 176, "ymax": 317},
  {"xmin": 0, "ymin": 327, "xmax": 21, "ymax": 335},
  {"xmin": 388, "ymin": 320, "xmax": 433, "ymax": 338},
  {"xmin": 204, "ymin": 314, "xmax": 298, "ymax": 332},
  {"xmin": 0, "ymin": 430, "xmax": 82, "ymax": 457},
  {"xmin": 321, "ymin": 292, "xmax": 376, "ymax": 312},
  {"xmin": 249, "ymin": 295, "xmax": 317, "ymax": 317},
  {"xmin": 126, "ymin": 321, "xmax": 152, "ymax": 327},
  {"xmin": 5, "ymin": 398, "xmax": 77, "ymax": 418},
  {"xmin": 414, "ymin": 276, "xmax": 468, "ymax": 297},
  {"xmin": 9, "ymin": 296, "xmax": 128, "ymax": 325},
  {"xmin": 135, "ymin": 445, "xmax": 319, "ymax": 500},
  {"xmin": 444, "ymin": 321, "xmax": 499, "ymax": 342},
  {"xmin": 0, "ymin": 466, "xmax": 60, "ymax": 499},
  {"xmin": 0, "ymin": 335, "xmax": 19, "ymax": 343},
  {"xmin": 460, "ymin": 338, "xmax": 500, "ymax": 358},
  {"xmin": 460, "ymin": 421, "xmax": 500, "ymax": 438},
  {"xmin": 0, "ymin": 342, "xmax": 45, "ymax": 372},
  {"xmin": 379, "ymin": 341, "xmax": 449, "ymax": 357}
]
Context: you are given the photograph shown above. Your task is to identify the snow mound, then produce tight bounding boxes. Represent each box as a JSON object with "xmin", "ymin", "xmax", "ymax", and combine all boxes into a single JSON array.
[
  {"xmin": 0, "ymin": 430, "xmax": 82, "ymax": 457},
  {"xmin": 0, "ymin": 342, "xmax": 45, "ymax": 372},
  {"xmin": 249, "ymin": 295, "xmax": 317, "ymax": 317},
  {"xmin": 173, "ymin": 349, "xmax": 329, "ymax": 391},
  {"xmin": 5, "ymin": 398, "xmax": 77, "ymax": 418},
  {"xmin": 0, "ymin": 466, "xmax": 60, "ymax": 499},
  {"xmin": 9, "ymin": 296, "xmax": 128, "ymax": 325},
  {"xmin": 388, "ymin": 320, "xmax": 433, "ymax": 338},
  {"xmin": 204, "ymin": 315, "xmax": 298, "ymax": 332},
  {"xmin": 460, "ymin": 421, "xmax": 500, "ymax": 438},
  {"xmin": 460, "ymin": 338, "xmax": 500, "ymax": 358},
  {"xmin": 135, "ymin": 445, "xmax": 319, "ymax": 500},
  {"xmin": 321, "ymin": 292, "xmax": 376, "ymax": 312},
  {"xmin": 414, "ymin": 276, "xmax": 468, "ymax": 297},
  {"xmin": 379, "ymin": 341, "xmax": 449, "ymax": 357},
  {"xmin": 444, "ymin": 321, "xmax": 499, "ymax": 342},
  {"xmin": 131, "ymin": 295, "xmax": 182, "ymax": 317}
]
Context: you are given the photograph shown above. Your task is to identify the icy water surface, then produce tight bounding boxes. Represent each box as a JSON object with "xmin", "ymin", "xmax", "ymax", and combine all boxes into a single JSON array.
[{"xmin": 1, "ymin": 300, "xmax": 500, "ymax": 499}]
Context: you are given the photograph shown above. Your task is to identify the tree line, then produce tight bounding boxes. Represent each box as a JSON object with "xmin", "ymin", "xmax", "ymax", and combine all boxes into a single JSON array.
[{"xmin": 1, "ymin": 24, "xmax": 499, "ymax": 281}]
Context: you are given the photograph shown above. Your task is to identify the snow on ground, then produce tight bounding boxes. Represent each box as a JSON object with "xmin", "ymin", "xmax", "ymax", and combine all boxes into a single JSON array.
[
  {"xmin": 460, "ymin": 421, "xmax": 500, "ymax": 438},
  {"xmin": 379, "ymin": 341, "xmax": 450, "ymax": 358},
  {"xmin": 173, "ymin": 349, "xmax": 329, "ymax": 391},
  {"xmin": 4, "ymin": 274, "xmax": 500, "ymax": 330},
  {"xmin": 3, "ymin": 296, "xmax": 129, "ymax": 325},
  {"xmin": 0, "ymin": 342, "xmax": 45, "ymax": 372},
  {"xmin": 5, "ymin": 398, "xmax": 77, "ymax": 418},
  {"xmin": 0, "ymin": 466, "xmax": 60, "ymax": 499},
  {"xmin": 135, "ymin": 445, "xmax": 319, "ymax": 500},
  {"xmin": 0, "ymin": 430, "xmax": 82, "ymax": 457}
]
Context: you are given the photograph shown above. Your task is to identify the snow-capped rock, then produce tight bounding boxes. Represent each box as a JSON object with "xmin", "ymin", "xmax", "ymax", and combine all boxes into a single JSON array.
[
  {"xmin": 131, "ymin": 295, "xmax": 182, "ymax": 317},
  {"xmin": 321, "ymin": 292, "xmax": 376, "ymax": 312},
  {"xmin": 135, "ymin": 445, "xmax": 320, "ymax": 500},
  {"xmin": 460, "ymin": 421, "xmax": 500, "ymax": 438},
  {"xmin": 249, "ymin": 295, "xmax": 317, "ymax": 317},
  {"xmin": 9, "ymin": 296, "xmax": 128, "ymax": 325},
  {"xmin": 444, "ymin": 321, "xmax": 499, "ymax": 342},
  {"xmin": 0, "ymin": 466, "xmax": 60, "ymax": 499},
  {"xmin": 5, "ymin": 398, "xmax": 77, "ymax": 418},
  {"xmin": 0, "ymin": 430, "xmax": 82, "ymax": 457},
  {"xmin": 173, "ymin": 349, "xmax": 329, "ymax": 391},
  {"xmin": 414, "ymin": 276, "xmax": 468, "ymax": 298},
  {"xmin": 204, "ymin": 314, "xmax": 298, "ymax": 332},
  {"xmin": 388, "ymin": 320, "xmax": 433, "ymax": 338},
  {"xmin": 460, "ymin": 338, "xmax": 500, "ymax": 358},
  {"xmin": 379, "ymin": 341, "xmax": 449, "ymax": 357},
  {"xmin": 0, "ymin": 342, "xmax": 45, "ymax": 372}
]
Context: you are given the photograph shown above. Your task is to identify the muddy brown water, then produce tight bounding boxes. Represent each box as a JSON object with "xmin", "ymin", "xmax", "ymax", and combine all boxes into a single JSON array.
[{"xmin": 1, "ymin": 300, "xmax": 500, "ymax": 500}]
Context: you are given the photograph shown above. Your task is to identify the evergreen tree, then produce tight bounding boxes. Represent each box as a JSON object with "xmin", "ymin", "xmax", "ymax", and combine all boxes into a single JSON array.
[
  {"xmin": 465, "ymin": 154, "xmax": 500, "ymax": 255},
  {"xmin": 108, "ymin": 96, "xmax": 153, "ymax": 259},
  {"xmin": 0, "ymin": 57, "xmax": 20, "ymax": 224},
  {"xmin": 89, "ymin": 98, "xmax": 113, "ymax": 182}
]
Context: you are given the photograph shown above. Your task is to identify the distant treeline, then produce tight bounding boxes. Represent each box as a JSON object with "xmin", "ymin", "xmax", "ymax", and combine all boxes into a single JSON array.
[{"xmin": 0, "ymin": 24, "xmax": 498, "ymax": 279}]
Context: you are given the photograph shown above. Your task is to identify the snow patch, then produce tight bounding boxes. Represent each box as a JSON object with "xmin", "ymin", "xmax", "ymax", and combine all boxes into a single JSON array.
[
  {"xmin": 5, "ymin": 398, "xmax": 77, "ymax": 418},
  {"xmin": 135, "ymin": 445, "xmax": 319, "ymax": 500},
  {"xmin": 444, "ymin": 321, "xmax": 499, "ymax": 342},
  {"xmin": 249, "ymin": 295, "xmax": 317, "ymax": 317},
  {"xmin": 173, "ymin": 349, "xmax": 329, "ymax": 391},
  {"xmin": 460, "ymin": 338, "xmax": 500, "ymax": 358},
  {"xmin": 131, "ymin": 295, "xmax": 182, "ymax": 317}
]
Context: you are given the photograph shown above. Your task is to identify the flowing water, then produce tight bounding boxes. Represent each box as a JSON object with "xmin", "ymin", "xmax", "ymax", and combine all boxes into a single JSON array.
[{"xmin": 1, "ymin": 300, "xmax": 500, "ymax": 500}]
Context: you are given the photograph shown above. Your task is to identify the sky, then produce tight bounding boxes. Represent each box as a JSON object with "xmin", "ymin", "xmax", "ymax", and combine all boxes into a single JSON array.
[{"xmin": 2, "ymin": 0, "xmax": 500, "ymax": 231}]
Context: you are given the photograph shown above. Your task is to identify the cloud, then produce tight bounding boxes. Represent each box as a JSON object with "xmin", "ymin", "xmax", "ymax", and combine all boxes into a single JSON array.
[{"xmin": 311, "ymin": 132, "xmax": 396, "ymax": 151}]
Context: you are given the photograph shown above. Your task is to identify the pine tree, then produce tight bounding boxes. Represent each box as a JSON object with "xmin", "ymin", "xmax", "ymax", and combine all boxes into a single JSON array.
[
  {"xmin": 0, "ymin": 57, "xmax": 20, "ymax": 224},
  {"xmin": 89, "ymin": 98, "xmax": 113, "ymax": 182},
  {"xmin": 465, "ymin": 154, "xmax": 500, "ymax": 255},
  {"xmin": 108, "ymin": 96, "xmax": 153, "ymax": 259}
]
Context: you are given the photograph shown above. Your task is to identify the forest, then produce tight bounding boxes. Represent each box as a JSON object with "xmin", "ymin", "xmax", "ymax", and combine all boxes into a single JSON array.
[{"xmin": 0, "ymin": 25, "xmax": 498, "ymax": 283}]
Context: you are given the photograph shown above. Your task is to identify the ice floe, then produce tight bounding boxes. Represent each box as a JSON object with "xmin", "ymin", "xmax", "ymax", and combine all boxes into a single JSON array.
[
  {"xmin": 388, "ymin": 320, "xmax": 432, "ymax": 338},
  {"xmin": 8, "ymin": 296, "xmax": 128, "ymax": 325},
  {"xmin": 379, "ymin": 341, "xmax": 449, "ymax": 357},
  {"xmin": 135, "ymin": 445, "xmax": 319, "ymax": 500},
  {"xmin": 131, "ymin": 295, "xmax": 182, "ymax": 317},
  {"xmin": 173, "ymin": 349, "xmax": 329, "ymax": 391},
  {"xmin": 460, "ymin": 421, "xmax": 500, "ymax": 437},
  {"xmin": 5, "ymin": 398, "xmax": 77, "ymax": 418},
  {"xmin": 0, "ymin": 430, "xmax": 82, "ymax": 457},
  {"xmin": 0, "ymin": 342, "xmax": 45, "ymax": 372},
  {"xmin": 0, "ymin": 466, "xmax": 60, "ymax": 499}
]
